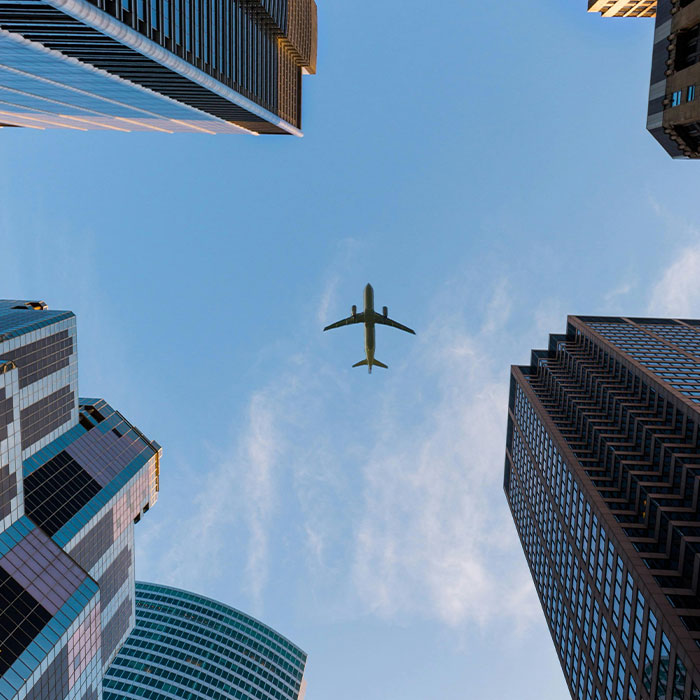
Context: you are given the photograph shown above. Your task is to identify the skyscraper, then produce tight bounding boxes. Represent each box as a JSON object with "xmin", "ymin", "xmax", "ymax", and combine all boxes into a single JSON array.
[
  {"xmin": 647, "ymin": 0, "xmax": 700, "ymax": 158},
  {"xmin": 504, "ymin": 316, "xmax": 700, "ymax": 699},
  {"xmin": 587, "ymin": 0, "xmax": 656, "ymax": 18},
  {"xmin": 103, "ymin": 581, "xmax": 308, "ymax": 700},
  {"xmin": 0, "ymin": 299, "xmax": 160, "ymax": 700},
  {"xmin": 0, "ymin": 0, "xmax": 317, "ymax": 134}
]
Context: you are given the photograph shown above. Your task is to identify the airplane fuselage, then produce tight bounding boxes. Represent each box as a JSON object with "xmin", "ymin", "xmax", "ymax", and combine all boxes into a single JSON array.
[
  {"xmin": 363, "ymin": 283, "xmax": 376, "ymax": 366},
  {"xmin": 323, "ymin": 282, "xmax": 414, "ymax": 373}
]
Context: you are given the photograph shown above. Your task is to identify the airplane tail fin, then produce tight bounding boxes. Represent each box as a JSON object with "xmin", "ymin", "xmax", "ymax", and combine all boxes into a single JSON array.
[
  {"xmin": 373, "ymin": 359, "xmax": 388, "ymax": 369},
  {"xmin": 352, "ymin": 360, "xmax": 368, "ymax": 368}
]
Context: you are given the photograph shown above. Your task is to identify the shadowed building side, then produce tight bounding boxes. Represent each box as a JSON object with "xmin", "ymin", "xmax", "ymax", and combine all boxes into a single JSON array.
[
  {"xmin": 647, "ymin": 0, "xmax": 700, "ymax": 158},
  {"xmin": 504, "ymin": 315, "xmax": 700, "ymax": 699}
]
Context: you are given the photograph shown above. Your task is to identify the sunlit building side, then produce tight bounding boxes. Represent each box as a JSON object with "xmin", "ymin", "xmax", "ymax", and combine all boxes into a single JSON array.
[{"xmin": 0, "ymin": 0, "xmax": 317, "ymax": 134}]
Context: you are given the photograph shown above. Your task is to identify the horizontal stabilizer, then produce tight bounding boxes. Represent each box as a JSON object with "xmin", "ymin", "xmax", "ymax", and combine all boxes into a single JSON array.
[
  {"xmin": 373, "ymin": 359, "xmax": 388, "ymax": 369},
  {"xmin": 352, "ymin": 359, "xmax": 368, "ymax": 367}
]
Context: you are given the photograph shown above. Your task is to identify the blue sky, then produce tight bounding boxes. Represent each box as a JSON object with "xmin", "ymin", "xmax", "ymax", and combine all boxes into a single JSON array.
[{"xmin": 2, "ymin": 1, "xmax": 700, "ymax": 698}]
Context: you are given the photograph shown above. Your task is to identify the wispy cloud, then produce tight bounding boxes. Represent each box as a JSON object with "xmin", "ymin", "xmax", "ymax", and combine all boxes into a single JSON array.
[
  {"xmin": 145, "ymin": 381, "xmax": 291, "ymax": 614},
  {"xmin": 316, "ymin": 277, "xmax": 338, "ymax": 329},
  {"xmin": 604, "ymin": 281, "xmax": 632, "ymax": 306},
  {"xmin": 534, "ymin": 298, "xmax": 567, "ymax": 338},
  {"xmin": 351, "ymin": 286, "xmax": 538, "ymax": 627},
  {"xmin": 648, "ymin": 240, "xmax": 700, "ymax": 317},
  {"xmin": 145, "ymin": 277, "xmax": 542, "ymax": 628}
]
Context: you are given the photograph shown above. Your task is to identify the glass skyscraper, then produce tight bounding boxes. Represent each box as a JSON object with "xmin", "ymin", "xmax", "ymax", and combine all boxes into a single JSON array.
[
  {"xmin": 0, "ymin": 299, "xmax": 160, "ymax": 700},
  {"xmin": 103, "ymin": 581, "xmax": 308, "ymax": 700},
  {"xmin": 504, "ymin": 316, "xmax": 700, "ymax": 700},
  {"xmin": 0, "ymin": 0, "xmax": 317, "ymax": 134}
]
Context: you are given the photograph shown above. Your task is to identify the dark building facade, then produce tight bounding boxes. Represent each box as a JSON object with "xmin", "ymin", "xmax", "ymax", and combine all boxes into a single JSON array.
[
  {"xmin": 504, "ymin": 316, "xmax": 700, "ymax": 699},
  {"xmin": 648, "ymin": 0, "xmax": 700, "ymax": 157},
  {"xmin": 103, "ymin": 582, "xmax": 308, "ymax": 700},
  {"xmin": 0, "ymin": 299, "xmax": 160, "ymax": 699},
  {"xmin": 0, "ymin": 0, "xmax": 316, "ymax": 134}
]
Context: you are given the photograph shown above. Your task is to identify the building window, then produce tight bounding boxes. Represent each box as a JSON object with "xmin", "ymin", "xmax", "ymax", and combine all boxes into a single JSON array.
[
  {"xmin": 672, "ymin": 655, "xmax": 687, "ymax": 700},
  {"xmin": 688, "ymin": 85, "xmax": 696, "ymax": 102},
  {"xmin": 194, "ymin": 0, "xmax": 200, "ymax": 57},
  {"xmin": 174, "ymin": 0, "xmax": 180, "ymax": 42},
  {"xmin": 656, "ymin": 633, "xmax": 670, "ymax": 700},
  {"xmin": 642, "ymin": 610, "xmax": 657, "ymax": 692},
  {"xmin": 672, "ymin": 90, "xmax": 683, "ymax": 107},
  {"xmin": 185, "ymin": 0, "xmax": 190, "ymax": 50},
  {"xmin": 675, "ymin": 121, "xmax": 700, "ymax": 151},
  {"xmin": 163, "ymin": 0, "xmax": 170, "ymax": 36},
  {"xmin": 675, "ymin": 25, "xmax": 700, "ymax": 71}
]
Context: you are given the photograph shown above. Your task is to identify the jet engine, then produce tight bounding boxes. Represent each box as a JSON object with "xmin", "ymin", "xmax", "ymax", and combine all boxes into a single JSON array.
[
  {"xmin": 383, "ymin": 306, "xmax": 388, "ymax": 318},
  {"xmin": 352, "ymin": 305, "xmax": 357, "ymax": 319}
]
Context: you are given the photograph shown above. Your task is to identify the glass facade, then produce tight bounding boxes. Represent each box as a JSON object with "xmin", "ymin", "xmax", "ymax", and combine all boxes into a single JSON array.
[
  {"xmin": 0, "ymin": 0, "xmax": 317, "ymax": 134},
  {"xmin": 0, "ymin": 30, "xmax": 252, "ymax": 134},
  {"xmin": 505, "ymin": 316, "xmax": 700, "ymax": 699},
  {"xmin": 0, "ymin": 299, "xmax": 160, "ymax": 700},
  {"xmin": 103, "ymin": 582, "xmax": 308, "ymax": 700}
]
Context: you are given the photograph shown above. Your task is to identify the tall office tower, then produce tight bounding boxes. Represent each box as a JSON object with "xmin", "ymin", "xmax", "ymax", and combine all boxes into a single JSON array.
[
  {"xmin": 647, "ymin": 0, "xmax": 700, "ymax": 157},
  {"xmin": 0, "ymin": 0, "xmax": 317, "ymax": 134},
  {"xmin": 504, "ymin": 316, "xmax": 700, "ymax": 700},
  {"xmin": 103, "ymin": 581, "xmax": 308, "ymax": 700},
  {"xmin": 588, "ymin": 0, "xmax": 656, "ymax": 17},
  {"xmin": 0, "ymin": 299, "xmax": 160, "ymax": 700}
]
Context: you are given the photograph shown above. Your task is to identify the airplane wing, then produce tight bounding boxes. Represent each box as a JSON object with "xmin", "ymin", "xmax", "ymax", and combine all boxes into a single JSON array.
[
  {"xmin": 324, "ymin": 312, "xmax": 365, "ymax": 331},
  {"xmin": 373, "ymin": 312, "xmax": 416, "ymax": 334}
]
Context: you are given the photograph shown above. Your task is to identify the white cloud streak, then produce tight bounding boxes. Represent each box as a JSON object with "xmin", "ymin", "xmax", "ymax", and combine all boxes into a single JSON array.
[
  {"xmin": 145, "ymin": 383, "xmax": 289, "ymax": 614},
  {"xmin": 351, "ymin": 287, "xmax": 538, "ymax": 627},
  {"xmin": 143, "ymin": 232, "xmax": 700, "ymax": 631},
  {"xmin": 145, "ymin": 278, "xmax": 543, "ymax": 628},
  {"xmin": 648, "ymin": 240, "xmax": 700, "ymax": 317}
]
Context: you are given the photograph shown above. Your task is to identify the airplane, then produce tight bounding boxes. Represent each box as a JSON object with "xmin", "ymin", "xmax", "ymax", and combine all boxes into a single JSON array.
[{"xmin": 323, "ymin": 283, "xmax": 415, "ymax": 373}]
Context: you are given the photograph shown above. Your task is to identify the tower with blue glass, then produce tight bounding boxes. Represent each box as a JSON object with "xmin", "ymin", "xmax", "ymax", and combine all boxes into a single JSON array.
[
  {"xmin": 103, "ymin": 582, "xmax": 308, "ymax": 700},
  {"xmin": 0, "ymin": 0, "xmax": 316, "ymax": 134},
  {"xmin": 0, "ymin": 299, "xmax": 160, "ymax": 700},
  {"xmin": 505, "ymin": 316, "xmax": 700, "ymax": 700}
]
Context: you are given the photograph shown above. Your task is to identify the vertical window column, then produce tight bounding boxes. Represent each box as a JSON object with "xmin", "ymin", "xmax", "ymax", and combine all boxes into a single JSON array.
[{"xmin": 642, "ymin": 610, "xmax": 657, "ymax": 692}]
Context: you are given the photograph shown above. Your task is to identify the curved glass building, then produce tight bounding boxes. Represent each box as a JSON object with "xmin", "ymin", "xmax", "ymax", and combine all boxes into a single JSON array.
[{"xmin": 103, "ymin": 581, "xmax": 308, "ymax": 700}]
